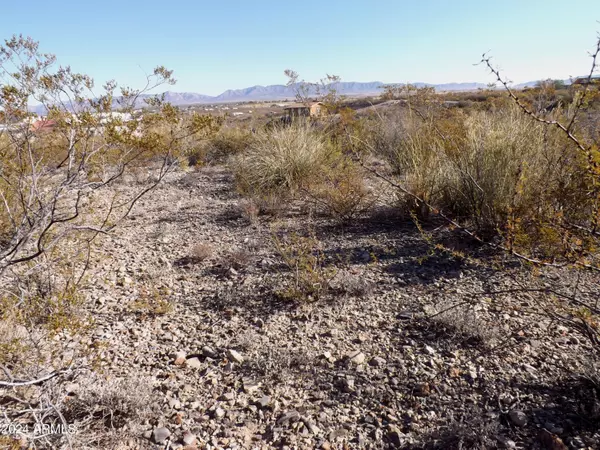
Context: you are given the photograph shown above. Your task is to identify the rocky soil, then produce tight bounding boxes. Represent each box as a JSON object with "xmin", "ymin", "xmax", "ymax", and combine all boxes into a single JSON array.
[{"xmin": 75, "ymin": 165, "xmax": 600, "ymax": 449}]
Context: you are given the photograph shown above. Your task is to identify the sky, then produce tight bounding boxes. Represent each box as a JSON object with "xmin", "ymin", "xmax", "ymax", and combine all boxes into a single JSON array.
[{"xmin": 1, "ymin": 1, "xmax": 599, "ymax": 95}]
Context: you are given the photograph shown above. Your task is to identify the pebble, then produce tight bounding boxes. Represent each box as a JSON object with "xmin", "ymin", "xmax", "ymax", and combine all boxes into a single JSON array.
[
  {"xmin": 202, "ymin": 346, "xmax": 218, "ymax": 358},
  {"xmin": 347, "ymin": 350, "xmax": 366, "ymax": 365},
  {"xmin": 153, "ymin": 427, "xmax": 171, "ymax": 444},
  {"xmin": 226, "ymin": 349, "xmax": 244, "ymax": 364},
  {"xmin": 182, "ymin": 431, "xmax": 197, "ymax": 446},
  {"xmin": 369, "ymin": 356, "xmax": 387, "ymax": 367},
  {"xmin": 508, "ymin": 410, "xmax": 527, "ymax": 427},
  {"xmin": 185, "ymin": 357, "xmax": 202, "ymax": 369},
  {"xmin": 387, "ymin": 424, "xmax": 404, "ymax": 446}
]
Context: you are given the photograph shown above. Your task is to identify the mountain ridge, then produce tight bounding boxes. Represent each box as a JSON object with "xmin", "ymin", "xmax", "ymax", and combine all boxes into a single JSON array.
[
  {"xmin": 29, "ymin": 78, "xmax": 576, "ymax": 114},
  {"xmin": 160, "ymin": 81, "xmax": 489, "ymax": 105}
]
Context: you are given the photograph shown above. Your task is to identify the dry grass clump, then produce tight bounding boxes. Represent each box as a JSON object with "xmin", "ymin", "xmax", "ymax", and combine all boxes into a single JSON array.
[
  {"xmin": 306, "ymin": 161, "xmax": 376, "ymax": 222},
  {"xmin": 272, "ymin": 232, "xmax": 336, "ymax": 302},
  {"xmin": 238, "ymin": 198, "xmax": 260, "ymax": 223},
  {"xmin": 426, "ymin": 301, "xmax": 499, "ymax": 347},
  {"xmin": 233, "ymin": 123, "xmax": 338, "ymax": 197},
  {"xmin": 330, "ymin": 269, "xmax": 374, "ymax": 298},
  {"xmin": 64, "ymin": 374, "xmax": 154, "ymax": 448},
  {"xmin": 208, "ymin": 126, "xmax": 255, "ymax": 162},
  {"xmin": 221, "ymin": 248, "xmax": 253, "ymax": 271},
  {"xmin": 189, "ymin": 242, "xmax": 213, "ymax": 262},
  {"xmin": 373, "ymin": 103, "xmax": 591, "ymax": 244}
]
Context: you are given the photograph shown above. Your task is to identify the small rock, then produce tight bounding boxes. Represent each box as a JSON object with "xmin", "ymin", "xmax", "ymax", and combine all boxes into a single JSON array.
[
  {"xmin": 370, "ymin": 356, "xmax": 386, "ymax": 367},
  {"xmin": 396, "ymin": 311, "xmax": 414, "ymax": 320},
  {"xmin": 182, "ymin": 431, "xmax": 197, "ymax": 446},
  {"xmin": 424, "ymin": 345, "xmax": 435, "ymax": 355},
  {"xmin": 498, "ymin": 436, "xmax": 517, "ymax": 449},
  {"xmin": 568, "ymin": 436, "xmax": 586, "ymax": 449},
  {"xmin": 168, "ymin": 398, "xmax": 182, "ymax": 409},
  {"xmin": 387, "ymin": 424, "xmax": 404, "ymax": 446},
  {"xmin": 220, "ymin": 391, "xmax": 235, "ymax": 401},
  {"xmin": 256, "ymin": 395, "xmax": 272, "ymax": 409},
  {"xmin": 214, "ymin": 407, "xmax": 226, "ymax": 419},
  {"xmin": 226, "ymin": 349, "xmax": 244, "ymax": 364},
  {"xmin": 65, "ymin": 383, "xmax": 79, "ymax": 394},
  {"xmin": 202, "ymin": 346, "xmax": 218, "ymax": 358},
  {"xmin": 347, "ymin": 351, "xmax": 366, "ymax": 365},
  {"xmin": 508, "ymin": 410, "xmax": 527, "ymax": 427},
  {"xmin": 185, "ymin": 357, "xmax": 202, "ymax": 369},
  {"xmin": 415, "ymin": 383, "xmax": 431, "ymax": 396},
  {"xmin": 153, "ymin": 427, "xmax": 171, "ymax": 444},
  {"xmin": 277, "ymin": 410, "xmax": 300, "ymax": 425},
  {"xmin": 337, "ymin": 377, "xmax": 355, "ymax": 393},
  {"xmin": 243, "ymin": 378, "xmax": 260, "ymax": 394}
]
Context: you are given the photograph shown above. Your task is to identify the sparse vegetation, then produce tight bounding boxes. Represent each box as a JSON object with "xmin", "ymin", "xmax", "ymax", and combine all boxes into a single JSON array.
[
  {"xmin": 272, "ymin": 231, "xmax": 336, "ymax": 302},
  {"xmin": 233, "ymin": 122, "xmax": 338, "ymax": 197},
  {"xmin": 2, "ymin": 27, "xmax": 600, "ymax": 450}
]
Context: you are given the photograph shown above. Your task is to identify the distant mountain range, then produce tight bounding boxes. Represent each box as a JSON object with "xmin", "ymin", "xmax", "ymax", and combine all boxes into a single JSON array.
[
  {"xmin": 155, "ymin": 81, "xmax": 490, "ymax": 106},
  {"xmin": 29, "ymin": 78, "xmax": 578, "ymax": 114}
]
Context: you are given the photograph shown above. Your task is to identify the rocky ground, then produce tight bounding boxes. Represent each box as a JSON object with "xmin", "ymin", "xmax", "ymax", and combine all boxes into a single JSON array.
[{"xmin": 74, "ymin": 165, "xmax": 600, "ymax": 449}]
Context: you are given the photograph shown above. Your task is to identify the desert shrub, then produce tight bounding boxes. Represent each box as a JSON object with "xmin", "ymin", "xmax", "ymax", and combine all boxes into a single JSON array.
[
  {"xmin": 208, "ymin": 125, "xmax": 255, "ymax": 162},
  {"xmin": 370, "ymin": 109, "xmax": 450, "ymax": 219},
  {"xmin": 0, "ymin": 35, "xmax": 219, "ymax": 442},
  {"xmin": 63, "ymin": 374, "xmax": 154, "ymax": 447},
  {"xmin": 372, "ymin": 102, "xmax": 591, "ymax": 239},
  {"xmin": 440, "ymin": 104, "xmax": 569, "ymax": 232},
  {"xmin": 238, "ymin": 198, "xmax": 260, "ymax": 223},
  {"xmin": 233, "ymin": 123, "xmax": 338, "ymax": 197},
  {"xmin": 272, "ymin": 231, "xmax": 336, "ymax": 302},
  {"xmin": 189, "ymin": 242, "xmax": 214, "ymax": 262},
  {"xmin": 305, "ymin": 161, "xmax": 375, "ymax": 222}
]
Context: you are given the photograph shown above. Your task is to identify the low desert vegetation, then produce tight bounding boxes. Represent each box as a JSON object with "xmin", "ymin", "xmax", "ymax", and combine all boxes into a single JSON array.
[
  {"xmin": 0, "ymin": 35, "xmax": 219, "ymax": 447},
  {"xmin": 2, "ymin": 30, "xmax": 600, "ymax": 449},
  {"xmin": 233, "ymin": 122, "xmax": 338, "ymax": 196}
]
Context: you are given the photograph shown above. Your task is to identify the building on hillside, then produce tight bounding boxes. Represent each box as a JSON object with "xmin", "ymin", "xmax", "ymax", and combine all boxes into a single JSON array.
[
  {"xmin": 30, "ymin": 119, "xmax": 57, "ymax": 133},
  {"xmin": 572, "ymin": 76, "xmax": 600, "ymax": 86},
  {"xmin": 283, "ymin": 102, "xmax": 326, "ymax": 120}
]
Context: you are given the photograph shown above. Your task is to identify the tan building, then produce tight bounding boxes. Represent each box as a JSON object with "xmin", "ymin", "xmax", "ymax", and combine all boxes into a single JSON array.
[{"xmin": 283, "ymin": 102, "xmax": 326, "ymax": 119}]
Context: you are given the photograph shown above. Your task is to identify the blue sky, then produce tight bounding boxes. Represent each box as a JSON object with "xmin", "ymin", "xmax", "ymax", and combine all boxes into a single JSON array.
[{"xmin": 2, "ymin": 1, "xmax": 599, "ymax": 95}]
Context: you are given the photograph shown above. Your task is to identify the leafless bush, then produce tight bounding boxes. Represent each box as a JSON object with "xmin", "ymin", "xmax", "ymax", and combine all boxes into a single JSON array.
[
  {"xmin": 330, "ymin": 269, "xmax": 374, "ymax": 298},
  {"xmin": 189, "ymin": 242, "xmax": 213, "ymax": 262},
  {"xmin": 305, "ymin": 162, "xmax": 376, "ymax": 222},
  {"xmin": 224, "ymin": 248, "xmax": 253, "ymax": 270},
  {"xmin": 426, "ymin": 301, "xmax": 499, "ymax": 346},
  {"xmin": 63, "ymin": 374, "xmax": 154, "ymax": 448},
  {"xmin": 238, "ymin": 198, "xmax": 259, "ymax": 224},
  {"xmin": 0, "ymin": 35, "xmax": 219, "ymax": 442}
]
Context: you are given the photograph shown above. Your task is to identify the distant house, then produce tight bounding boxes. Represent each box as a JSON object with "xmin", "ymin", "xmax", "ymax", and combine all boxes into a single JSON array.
[
  {"xmin": 283, "ymin": 102, "xmax": 326, "ymax": 119},
  {"xmin": 572, "ymin": 76, "xmax": 600, "ymax": 87},
  {"xmin": 30, "ymin": 119, "xmax": 57, "ymax": 133}
]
